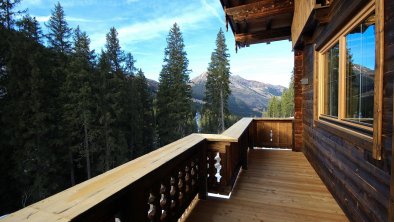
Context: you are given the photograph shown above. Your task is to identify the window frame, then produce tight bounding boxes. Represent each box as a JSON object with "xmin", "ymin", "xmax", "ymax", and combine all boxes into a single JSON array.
[{"xmin": 314, "ymin": 0, "xmax": 384, "ymax": 159}]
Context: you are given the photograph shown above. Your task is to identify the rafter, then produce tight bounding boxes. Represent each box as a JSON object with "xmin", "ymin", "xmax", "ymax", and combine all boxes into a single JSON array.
[
  {"xmin": 235, "ymin": 27, "xmax": 291, "ymax": 45},
  {"xmin": 225, "ymin": 0, "xmax": 294, "ymax": 22}
]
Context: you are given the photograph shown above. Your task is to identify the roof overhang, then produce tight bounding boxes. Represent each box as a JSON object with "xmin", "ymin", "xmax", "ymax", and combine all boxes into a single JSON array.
[{"xmin": 219, "ymin": 0, "xmax": 294, "ymax": 51}]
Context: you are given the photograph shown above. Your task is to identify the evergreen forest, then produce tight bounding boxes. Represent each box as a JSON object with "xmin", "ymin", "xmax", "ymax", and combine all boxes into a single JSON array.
[{"xmin": 0, "ymin": 0, "xmax": 293, "ymax": 215}]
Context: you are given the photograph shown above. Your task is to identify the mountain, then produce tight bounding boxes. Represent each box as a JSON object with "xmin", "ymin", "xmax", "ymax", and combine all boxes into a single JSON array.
[
  {"xmin": 191, "ymin": 73, "xmax": 285, "ymax": 117},
  {"xmin": 146, "ymin": 73, "xmax": 285, "ymax": 117}
]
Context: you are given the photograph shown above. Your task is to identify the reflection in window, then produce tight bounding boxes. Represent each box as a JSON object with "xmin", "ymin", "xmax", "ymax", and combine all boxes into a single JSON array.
[
  {"xmin": 323, "ymin": 42, "xmax": 339, "ymax": 117},
  {"xmin": 345, "ymin": 13, "xmax": 375, "ymax": 125}
]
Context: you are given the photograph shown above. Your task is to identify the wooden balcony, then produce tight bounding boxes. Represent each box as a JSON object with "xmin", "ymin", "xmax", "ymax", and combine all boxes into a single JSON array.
[
  {"xmin": 0, "ymin": 118, "xmax": 346, "ymax": 222},
  {"xmin": 185, "ymin": 149, "xmax": 347, "ymax": 222}
]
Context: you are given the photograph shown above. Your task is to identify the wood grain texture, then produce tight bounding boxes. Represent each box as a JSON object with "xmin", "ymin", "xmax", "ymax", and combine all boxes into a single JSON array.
[
  {"xmin": 254, "ymin": 119, "xmax": 293, "ymax": 148},
  {"xmin": 294, "ymin": 49, "xmax": 303, "ymax": 152},
  {"xmin": 185, "ymin": 150, "xmax": 347, "ymax": 222},
  {"xmin": 302, "ymin": 39, "xmax": 391, "ymax": 221},
  {"xmin": 1, "ymin": 134, "xmax": 206, "ymax": 222},
  {"xmin": 291, "ymin": 0, "xmax": 315, "ymax": 47}
]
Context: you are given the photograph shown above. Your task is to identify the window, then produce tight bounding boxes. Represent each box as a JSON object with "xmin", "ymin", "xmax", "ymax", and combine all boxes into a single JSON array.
[
  {"xmin": 323, "ymin": 43, "xmax": 339, "ymax": 117},
  {"xmin": 315, "ymin": 1, "xmax": 384, "ymax": 159},
  {"xmin": 319, "ymin": 12, "xmax": 375, "ymax": 128},
  {"xmin": 344, "ymin": 14, "xmax": 375, "ymax": 125}
]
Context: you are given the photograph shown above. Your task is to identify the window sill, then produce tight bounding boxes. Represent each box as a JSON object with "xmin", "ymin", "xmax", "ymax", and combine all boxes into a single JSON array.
[{"xmin": 315, "ymin": 118, "xmax": 373, "ymax": 152}]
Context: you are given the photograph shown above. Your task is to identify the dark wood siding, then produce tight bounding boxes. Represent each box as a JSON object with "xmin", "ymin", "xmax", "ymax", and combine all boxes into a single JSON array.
[{"xmin": 300, "ymin": 0, "xmax": 393, "ymax": 221}]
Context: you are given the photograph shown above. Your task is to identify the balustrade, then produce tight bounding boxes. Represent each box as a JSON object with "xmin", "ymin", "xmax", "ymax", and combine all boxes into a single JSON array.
[{"xmin": 1, "ymin": 118, "xmax": 294, "ymax": 222}]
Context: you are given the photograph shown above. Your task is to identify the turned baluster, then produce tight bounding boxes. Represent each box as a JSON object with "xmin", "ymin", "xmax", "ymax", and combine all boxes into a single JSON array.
[
  {"xmin": 178, "ymin": 170, "xmax": 184, "ymax": 206},
  {"xmin": 185, "ymin": 165, "xmax": 190, "ymax": 193},
  {"xmin": 147, "ymin": 192, "xmax": 156, "ymax": 222},
  {"xmin": 169, "ymin": 176, "xmax": 177, "ymax": 215},
  {"xmin": 190, "ymin": 161, "xmax": 196, "ymax": 190},
  {"xmin": 159, "ymin": 184, "xmax": 167, "ymax": 221}
]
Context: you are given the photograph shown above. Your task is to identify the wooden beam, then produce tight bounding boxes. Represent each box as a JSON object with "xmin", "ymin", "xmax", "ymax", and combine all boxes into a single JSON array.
[
  {"xmin": 372, "ymin": 0, "xmax": 384, "ymax": 160},
  {"xmin": 225, "ymin": 0, "xmax": 294, "ymax": 22},
  {"xmin": 235, "ymin": 27, "xmax": 291, "ymax": 45}
]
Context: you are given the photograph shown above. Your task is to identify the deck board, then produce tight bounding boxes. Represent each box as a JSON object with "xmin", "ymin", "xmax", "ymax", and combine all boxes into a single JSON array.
[{"xmin": 185, "ymin": 149, "xmax": 348, "ymax": 222}]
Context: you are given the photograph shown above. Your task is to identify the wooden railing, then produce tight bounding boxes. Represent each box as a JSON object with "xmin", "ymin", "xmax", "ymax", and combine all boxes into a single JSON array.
[
  {"xmin": 252, "ymin": 118, "xmax": 294, "ymax": 149},
  {"xmin": 1, "ymin": 118, "xmax": 293, "ymax": 222}
]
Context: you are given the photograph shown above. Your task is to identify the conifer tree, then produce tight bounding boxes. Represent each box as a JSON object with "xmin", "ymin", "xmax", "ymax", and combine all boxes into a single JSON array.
[
  {"xmin": 16, "ymin": 15, "xmax": 42, "ymax": 42},
  {"xmin": 264, "ymin": 77, "xmax": 294, "ymax": 118},
  {"xmin": 0, "ymin": 0, "xmax": 24, "ymax": 30},
  {"xmin": 0, "ymin": 19, "xmax": 64, "ymax": 208},
  {"xmin": 134, "ymin": 69, "xmax": 154, "ymax": 156},
  {"xmin": 157, "ymin": 23, "xmax": 194, "ymax": 146},
  {"xmin": 106, "ymin": 27, "xmax": 124, "ymax": 73},
  {"xmin": 46, "ymin": 2, "xmax": 72, "ymax": 54},
  {"xmin": 46, "ymin": 2, "xmax": 74, "ymax": 185},
  {"xmin": 203, "ymin": 29, "xmax": 231, "ymax": 133},
  {"xmin": 64, "ymin": 26, "xmax": 95, "ymax": 179}
]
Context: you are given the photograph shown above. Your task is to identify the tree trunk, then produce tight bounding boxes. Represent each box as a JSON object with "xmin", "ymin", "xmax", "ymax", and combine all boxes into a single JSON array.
[
  {"xmin": 220, "ymin": 89, "xmax": 225, "ymax": 133},
  {"xmin": 105, "ymin": 116, "xmax": 110, "ymax": 171},
  {"xmin": 83, "ymin": 113, "xmax": 91, "ymax": 179},
  {"xmin": 69, "ymin": 151, "xmax": 75, "ymax": 186}
]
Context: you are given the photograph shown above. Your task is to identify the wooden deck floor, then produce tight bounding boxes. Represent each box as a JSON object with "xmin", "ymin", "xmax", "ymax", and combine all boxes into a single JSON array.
[{"xmin": 185, "ymin": 149, "xmax": 348, "ymax": 222}]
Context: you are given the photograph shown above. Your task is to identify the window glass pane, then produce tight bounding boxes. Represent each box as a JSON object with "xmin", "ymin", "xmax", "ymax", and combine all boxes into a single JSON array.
[
  {"xmin": 323, "ymin": 42, "xmax": 339, "ymax": 117},
  {"xmin": 345, "ymin": 13, "xmax": 375, "ymax": 125}
]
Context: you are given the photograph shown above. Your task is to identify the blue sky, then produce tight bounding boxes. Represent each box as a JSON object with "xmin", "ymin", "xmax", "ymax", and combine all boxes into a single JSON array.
[{"xmin": 18, "ymin": 0, "xmax": 294, "ymax": 87}]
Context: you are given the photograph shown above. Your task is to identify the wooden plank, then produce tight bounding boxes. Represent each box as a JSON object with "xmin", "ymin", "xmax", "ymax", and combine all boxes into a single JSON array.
[
  {"xmin": 235, "ymin": 27, "xmax": 291, "ymax": 45},
  {"xmin": 225, "ymin": 0, "xmax": 293, "ymax": 22},
  {"xmin": 185, "ymin": 150, "xmax": 348, "ymax": 222},
  {"xmin": 388, "ymin": 0, "xmax": 394, "ymax": 218},
  {"xmin": 198, "ymin": 134, "xmax": 237, "ymax": 142},
  {"xmin": 222, "ymin": 118, "xmax": 253, "ymax": 140},
  {"xmin": 372, "ymin": 0, "xmax": 384, "ymax": 160},
  {"xmin": 291, "ymin": 0, "xmax": 315, "ymax": 47},
  {"xmin": 1, "ymin": 134, "xmax": 205, "ymax": 222},
  {"xmin": 294, "ymin": 49, "xmax": 303, "ymax": 151}
]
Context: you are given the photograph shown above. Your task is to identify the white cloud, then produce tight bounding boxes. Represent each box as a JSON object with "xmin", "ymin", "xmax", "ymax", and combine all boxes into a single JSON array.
[
  {"xmin": 22, "ymin": 0, "xmax": 44, "ymax": 6},
  {"xmin": 33, "ymin": 15, "xmax": 98, "ymax": 23},
  {"xmin": 200, "ymin": 0, "xmax": 225, "ymax": 25},
  {"xmin": 118, "ymin": 7, "xmax": 212, "ymax": 41},
  {"xmin": 34, "ymin": 15, "xmax": 50, "ymax": 22}
]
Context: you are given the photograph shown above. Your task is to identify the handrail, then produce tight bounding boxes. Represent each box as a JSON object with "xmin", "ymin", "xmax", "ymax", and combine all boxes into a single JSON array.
[
  {"xmin": 222, "ymin": 117, "xmax": 253, "ymax": 139},
  {"xmin": 2, "ymin": 134, "xmax": 206, "ymax": 222},
  {"xmin": 1, "ymin": 117, "xmax": 293, "ymax": 222}
]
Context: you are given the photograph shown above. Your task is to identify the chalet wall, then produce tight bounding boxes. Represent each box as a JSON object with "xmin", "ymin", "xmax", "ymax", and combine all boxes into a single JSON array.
[
  {"xmin": 293, "ymin": 50, "xmax": 303, "ymax": 152},
  {"xmin": 300, "ymin": 0, "xmax": 393, "ymax": 221},
  {"xmin": 387, "ymin": 0, "xmax": 394, "ymax": 220}
]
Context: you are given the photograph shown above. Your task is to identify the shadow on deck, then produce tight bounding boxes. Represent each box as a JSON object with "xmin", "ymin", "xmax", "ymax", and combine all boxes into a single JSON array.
[{"xmin": 185, "ymin": 149, "xmax": 348, "ymax": 222}]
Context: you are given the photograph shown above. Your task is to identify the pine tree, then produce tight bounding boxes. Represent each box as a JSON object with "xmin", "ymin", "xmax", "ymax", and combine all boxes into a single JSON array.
[
  {"xmin": 64, "ymin": 26, "xmax": 96, "ymax": 179},
  {"xmin": 280, "ymin": 76, "xmax": 294, "ymax": 117},
  {"xmin": 203, "ymin": 28, "xmax": 231, "ymax": 133},
  {"xmin": 105, "ymin": 27, "xmax": 124, "ymax": 73},
  {"xmin": 0, "ymin": 20, "xmax": 66, "ymax": 209},
  {"xmin": 119, "ymin": 52, "xmax": 137, "ymax": 158},
  {"xmin": 0, "ymin": 0, "xmax": 24, "ymax": 30},
  {"xmin": 45, "ymin": 2, "xmax": 74, "ymax": 185},
  {"xmin": 265, "ymin": 77, "xmax": 294, "ymax": 118},
  {"xmin": 134, "ymin": 69, "xmax": 154, "ymax": 156},
  {"xmin": 157, "ymin": 23, "xmax": 194, "ymax": 146},
  {"xmin": 45, "ymin": 2, "xmax": 72, "ymax": 54},
  {"xmin": 16, "ymin": 15, "xmax": 42, "ymax": 42}
]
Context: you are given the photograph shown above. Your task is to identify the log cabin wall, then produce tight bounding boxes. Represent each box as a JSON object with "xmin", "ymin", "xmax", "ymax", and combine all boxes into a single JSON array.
[
  {"xmin": 296, "ymin": 0, "xmax": 393, "ymax": 221},
  {"xmin": 387, "ymin": 0, "xmax": 394, "ymax": 220},
  {"xmin": 293, "ymin": 49, "xmax": 303, "ymax": 152}
]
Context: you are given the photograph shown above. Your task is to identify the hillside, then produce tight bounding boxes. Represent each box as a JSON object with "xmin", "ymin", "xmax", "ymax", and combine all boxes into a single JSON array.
[
  {"xmin": 147, "ymin": 73, "xmax": 285, "ymax": 117},
  {"xmin": 190, "ymin": 73, "xmax": 285, "ymax": 116}
]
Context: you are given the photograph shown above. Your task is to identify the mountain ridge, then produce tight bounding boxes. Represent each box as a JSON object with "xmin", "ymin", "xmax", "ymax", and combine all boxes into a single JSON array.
[{"xmin": 147, "ymin": 73, "xmax": 286, "ymax": 117}]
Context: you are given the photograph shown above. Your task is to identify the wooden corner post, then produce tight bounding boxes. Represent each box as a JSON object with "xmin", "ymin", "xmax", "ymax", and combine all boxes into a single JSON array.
[{"xmin": 293, "ymin": 49, "xmax": 304, "ymax": 152}]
